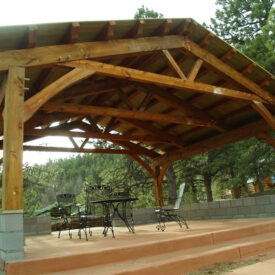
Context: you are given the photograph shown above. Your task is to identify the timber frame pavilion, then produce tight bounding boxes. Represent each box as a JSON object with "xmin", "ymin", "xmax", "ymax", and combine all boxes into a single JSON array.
[{"xmin": 0, "ymin": 18, "xmax": 274, "ymax": 241}]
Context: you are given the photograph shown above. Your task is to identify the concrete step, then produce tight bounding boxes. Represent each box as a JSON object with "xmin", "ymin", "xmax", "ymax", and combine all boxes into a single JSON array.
[
  {"xmin": 6, "ymin": 220, "xmax": 275, "ymax": 275},
  {"xmin": 47, "ymin": 231, "xmax": 275, "ymax": 275}
]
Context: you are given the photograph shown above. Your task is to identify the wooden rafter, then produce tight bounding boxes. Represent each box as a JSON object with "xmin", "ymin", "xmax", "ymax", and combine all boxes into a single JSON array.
[
  {"xmin": 26, "ymin": 25, "xmax": 38, "ymax": 48},
  {"xmin": 256, "ymin": 133, "xmax": 275, "ymax": 147},
  {"xmin": 24, "ymin": 68, "xmax": 95, "ymax": 122},
  {"xmin": 179, "ymin": 37, "xmax": 275, "ymax": 104},
  {"xmin": 68, "ymin": 137, "xmax": 79, "ymax": 148},
  {"xmin": 252, "ymin": 101, "xmax": 275, "ymax": 131},
  {"xmin": 153, "ymin": 119, "xmax": 271, "ymax": 166},
  {"xmin": 152, "ymin": 19, "xmax": 172, "ymax": 36},
  {"xmin": 41, "ymin": 102, "xmax": 220, "ymax": 128},
  {"xmin": 137, "ymin": 91, "xmax": 152, "ymax": 111},
  {"xmin": 96, "ymin": 21, "xmax": 116, "ymax": 41},
  {"xmin": 124, "ymin": 20, "xmax": 145, "ymax": 38},
  {"xmin": 61, "ymin": 22, "xmax": 80, "ymax": 44},
  {"xmin": 117, "ymin": 88, "xmax": 134, "ymax": 109},
  {"xmin": 80, "ymin": 138, "xmax": 89, "ymax": 149},
  {"xmin": 24, "ymin": 127, "xmax": 175, "ymax": 144},
  {"xmin": 23, "ymin": 145, "xmax": 132, "ymax": 154},
  {"xmin": 78, "ymin": 119, "xmax": 159, "ymax": 159},
  {"xmin": 62, "ymin": 60, "xmax": 266, "ymax": 103},
  {"xmin": 140, "ymin": 85, "xmax": 225, "ymax": 132},
  {"xmin": 119, "ymin": 118, "xmax": 185, "ymax": 149}
]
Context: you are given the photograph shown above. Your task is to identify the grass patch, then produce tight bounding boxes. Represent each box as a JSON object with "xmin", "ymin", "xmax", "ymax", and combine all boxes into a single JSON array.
[{"xmin": 187, "ymin": 258, "xmax": 259, "ymax": 274}]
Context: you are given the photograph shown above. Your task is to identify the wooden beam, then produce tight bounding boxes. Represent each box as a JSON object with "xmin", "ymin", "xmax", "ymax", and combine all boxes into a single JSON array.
[
  {"xmin": 96, "ymin": 21, "xmax": 116, "ymax": 41},
  {"xmin": 23, "ymin": 145, "xmax": 131, "ymax": 154},
  {"xmin": 68, "ymin": 137, "xmax": 79, "ymax": 148},
  {"xmin": 256, "ymin": 132, "xmax": 275, "ymax": 147},
  {"xmin": 119, "ymin": 118, "xmax": 185, "ymax": 148},
  {"xmin": 241, "ymin": 63, "xmax": 257, "ymax": 76},
  {"xmin": 152, "ymin": 19, "xmax": 172, "ymax": 36},
  {"xmin": 117, "ymin": 88, "xmax": 134, "ymax": 109},
  {"xmin": 171, "ymin": 19, "xmax": 191, "ymax": 35},
  {"xmin": 0, "ymin": 74, "xmax": 7, "ymax": 106},
  {"xmin": 187, "ymin": 59, "xmax": 203, "ymax": 81},
  {"xmin": 62, "ymin": 22, "xmax": 80, "ymax": 44},
  {"xmin": 77, "ymin": 120, "xmax": 159, "ymax": 158},
  {"xmin": 220, "ymin": 48, "xmax": 237, "ymax": 62},
  {"xmin": 2, "ymin": 67, "xmax": 25, "ymax": 211},
  {"xmin": 124, "ymin": 20, "xmax": 145, "ymax": 38},
  {"xmin": 162, "ymin": 50, "xmax": 187, "ymax": 79},
  {"xmin": 62, "ymin": 60, "xmax": 266, "ymax": 103},
  {"xmin": 252, "ymin": 101, "xmax": 275, "ymax": 131},
  {"xmin": 0, "ymin": 35, "xmax": 192, "ymax": 71},
  {"xmin": 104, "ymin": 117, "xmax": 117, "ymax": 133},
  {"xmin": 24, "ymin": 127, "xmax": 174, "ymax": 143},
  {"xmin": 199, "ymin": 33, "xmax": 215, "ymax": 47},
  {"xmin": 24, "ymin": 68, "xmax": 95, "ymax": 122},
  {"xmin": 138, "ymin": 91, "xmax": 152, "ymax": 111},
  {"xmin": 41, "ymin": 102, "xmax": 218, "ymax": 128},
  {"xmin": 180, "ymin": 37, "xmax": 275, "ymax": 104},
  {"xmin": 128, "ymin": 154, "xmax": 155, "ymax": 177},
  {"xmin": 141, "ymin": 85, "xmax": 225, "ymax": 132},
  {"xmin": 80, "ymin": 138, "xmax": 89, "ymax": 149},
  {"xmin": 153, "ymin": 119, "xmax": 271, "ymax": 166},
  {"xmin": 26, "ymin": 25, "xmax": 38, "ymax": 48}
]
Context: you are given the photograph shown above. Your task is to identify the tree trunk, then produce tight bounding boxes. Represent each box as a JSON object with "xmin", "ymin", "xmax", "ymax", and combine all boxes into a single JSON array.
[
  {"xmin": 233, "ymin": 186, "xmax": 240, "ymax": 199},
  {"xmin": 204, "ymin": 173, "xmax": 213, "ymax": 202},
  {"xmin": 256, "ymin": 177, "xmax": 264, "ymax": 193},
  {"xmin": 166, "ymin": 163, "xmax": 177, "ymax": 205},
  {"xmin": 189, "ymin": 179, "xmax": 198, "ymax": 203},
  {"xmin": 229, "ymin": 165, "xmax": 240, "ymax": 199}
]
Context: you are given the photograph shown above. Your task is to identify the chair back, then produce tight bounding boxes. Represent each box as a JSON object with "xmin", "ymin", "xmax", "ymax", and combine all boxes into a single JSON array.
[{"xmin": 173, "ymin": 183, "xmax": 185, "ymax": 210}]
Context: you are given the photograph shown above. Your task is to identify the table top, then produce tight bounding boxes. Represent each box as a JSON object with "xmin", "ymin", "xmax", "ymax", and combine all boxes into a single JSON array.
[{"xmin": 91, "ymin": 198, "xmax": 138, "ymax": 204}]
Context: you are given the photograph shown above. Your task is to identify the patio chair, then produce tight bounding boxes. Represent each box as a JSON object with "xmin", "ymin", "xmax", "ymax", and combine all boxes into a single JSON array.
[
  {"xmin": 51, "ymin": 193, "xmax": 76, "ymax": 239},
  {"xmin": 155, "ymin": 183, "xmax": 189, "ymax": 231},
  {"xmin": 76, "ymin": 185, "xmax": 109, "ymax": 240}
]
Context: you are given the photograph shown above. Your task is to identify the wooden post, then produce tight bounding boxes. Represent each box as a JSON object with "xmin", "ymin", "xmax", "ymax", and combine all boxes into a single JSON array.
[
  {"xmin": 2, "ymin": 66, "xmax": 25, "ymax": 211},
  {"xmin": 152, "ymin": 163, "xmax": 170, "ymax": 206}
]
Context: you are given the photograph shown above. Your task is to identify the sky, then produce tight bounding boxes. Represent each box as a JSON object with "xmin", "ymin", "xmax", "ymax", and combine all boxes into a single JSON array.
[{"xmin": 0, "ymin": 0, "xmax": 218, "ymax": 165}]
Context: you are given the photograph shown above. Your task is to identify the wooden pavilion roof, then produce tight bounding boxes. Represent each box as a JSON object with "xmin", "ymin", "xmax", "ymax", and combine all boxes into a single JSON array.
[{"xmin": 0, "ymin": 18, "xmax": 274, "ymax": 169}]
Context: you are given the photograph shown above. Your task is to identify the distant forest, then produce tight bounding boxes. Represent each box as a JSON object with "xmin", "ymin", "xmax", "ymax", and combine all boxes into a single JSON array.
[{"xmin": 0, "ymin": 137, "xmax": 273, "ymax": 216}]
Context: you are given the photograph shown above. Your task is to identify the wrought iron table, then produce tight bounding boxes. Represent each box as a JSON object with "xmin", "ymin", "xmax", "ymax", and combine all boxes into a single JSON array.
[{"xmin": 92, "ymin": 197, "xmax": 138, "ymax": 238}]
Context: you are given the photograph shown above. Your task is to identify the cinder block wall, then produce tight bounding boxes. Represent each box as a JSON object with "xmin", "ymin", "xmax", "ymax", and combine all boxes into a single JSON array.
[
  {"xmin": 179, "ymin": 195, "xmax": 275, "ymax": 220},
  {"xmin": 121, "ymin": 195, "xmax": 275, "ymax": 225},
  {"xmin": 23, "ymin": 216, "xmax": 51, "ymax": 236}
]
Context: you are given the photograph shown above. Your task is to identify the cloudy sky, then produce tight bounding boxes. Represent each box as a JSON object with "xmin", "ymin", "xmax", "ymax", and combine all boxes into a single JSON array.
[
  {"xmin": 1, "ymin": 0, "xmax": 218, "ymax": 165},
  {"xmin": 0, "ymin": 0, "xmax": 216, "ymax": 26}
]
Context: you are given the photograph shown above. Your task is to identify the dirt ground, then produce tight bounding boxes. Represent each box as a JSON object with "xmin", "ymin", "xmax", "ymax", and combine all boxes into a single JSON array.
[{"xmin": 188, "ymin": 249, "xmax": 275, "ymax": 275}]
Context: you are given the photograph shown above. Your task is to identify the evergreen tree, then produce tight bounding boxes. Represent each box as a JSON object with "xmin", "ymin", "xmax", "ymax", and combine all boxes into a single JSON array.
[
  {"xmin": 134, "ymin": 5, "xmax": 164, "ymax": 19},
  {"xmin": 208, "ymin": 0, "xmax": 274, "ymax": 73}
]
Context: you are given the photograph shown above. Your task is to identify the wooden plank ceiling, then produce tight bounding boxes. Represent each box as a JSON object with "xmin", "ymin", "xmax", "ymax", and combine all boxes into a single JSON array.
[{"xmin": 0, "ymin": 18, "xmax": 274, "ymax": 166}]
